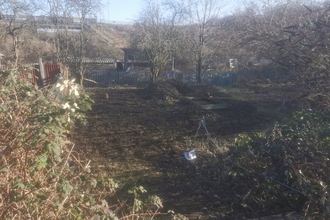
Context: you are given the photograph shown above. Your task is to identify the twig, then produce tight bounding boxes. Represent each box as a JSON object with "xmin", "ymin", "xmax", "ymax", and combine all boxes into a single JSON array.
[
  {"xmin": 84, "ymin": 78, "xmax": 107, "ymax": 86},
  {"xmin": 119, "ymin": 212, "xmax": 168, "ymax": 220},
  {"xmin": 150, "ymin": 208, "xmax": 160, "ymax": 220},
  {"xmin": 59, "ymin": 143, "xmax": 75, "ymax": 175},
  {"xmin": 303, "ymin": 200, "xmax": 311, "ymax": 220}
]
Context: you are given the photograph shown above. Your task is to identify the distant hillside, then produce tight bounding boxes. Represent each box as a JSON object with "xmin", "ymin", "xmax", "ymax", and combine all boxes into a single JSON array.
[
  {"xmin": 85, "ymin": 24, "xmax": 132, "ymax": 61},
  {"xmin": 90, "ymin": 24, "xmax": 132, "ymax": 49},
  {"xmin": 0, "ymin": 21, "xmax": 133, "ymax": 64}
]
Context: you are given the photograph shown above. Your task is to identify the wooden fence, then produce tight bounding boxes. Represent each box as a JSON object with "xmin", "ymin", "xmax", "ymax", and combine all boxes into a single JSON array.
[
  {"xmin": 1, "ymin": 64, "xmax": 61, "ymax": 87},
  {"xmin": 42, "ymin": 64, "xmax": 61, "ymax": 86}
]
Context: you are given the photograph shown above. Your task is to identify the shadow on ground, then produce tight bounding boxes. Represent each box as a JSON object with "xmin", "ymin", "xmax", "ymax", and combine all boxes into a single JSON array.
[{"xmin": 72, "ymin": 80, "xmax": 302, "ymax": 219}]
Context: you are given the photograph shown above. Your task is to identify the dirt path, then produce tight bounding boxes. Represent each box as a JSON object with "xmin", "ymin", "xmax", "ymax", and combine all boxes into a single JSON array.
[{"xmin": 72, "ymin": 81, "xmax": 294, "ymax": 219}]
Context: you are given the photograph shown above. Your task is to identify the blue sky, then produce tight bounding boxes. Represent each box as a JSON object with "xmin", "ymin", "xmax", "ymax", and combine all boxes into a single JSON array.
[
  {"xmin": 100, "ymin": 0, "xmax": 144, "ymax": 22},
  {"xmin": 99, "ymin": 0, "xmax": 238, "ymax": 23}
]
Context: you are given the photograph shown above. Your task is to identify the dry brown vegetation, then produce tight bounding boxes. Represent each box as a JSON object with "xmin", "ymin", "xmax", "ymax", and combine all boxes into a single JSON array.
[{"xmin": 2, "ymin": 0, "xmax": 330, "ymax": 219}]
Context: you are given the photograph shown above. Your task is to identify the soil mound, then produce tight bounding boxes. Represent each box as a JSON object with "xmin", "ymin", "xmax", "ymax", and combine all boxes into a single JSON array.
[{"xmin": 143, "ymin": 79, "xmax": 192, "ymax": 100}]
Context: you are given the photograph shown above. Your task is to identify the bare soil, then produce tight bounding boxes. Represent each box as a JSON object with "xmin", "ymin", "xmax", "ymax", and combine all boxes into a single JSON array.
[{"xmin": 72, "ymin": 80, "xmax": 304, "ymax": 219}]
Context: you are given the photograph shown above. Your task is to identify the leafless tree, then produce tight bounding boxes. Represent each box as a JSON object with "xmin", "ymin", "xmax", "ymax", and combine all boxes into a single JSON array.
[
  {"xmin": 44, "ymin": 0, "xmax": 100, "ymax": 85},
  {"xmin": 228, "ymin": 0, "xmax": 330, "ymax": 109},
  {"xmin": 130, "ymin": 0, "xmax": 185, "ymax": 83},
  {"xmin": 45, "ymin": 0, "xmax": 72, "ymax": 64},
  {"xmin": 66, "ymin": 0, "xmax": 100, "ymax": 85},
  {"xmin": 183, "ymin": 0, "xmax": 228, "ymax": 84},
  {"xmin": 0, "ymin": 0, "xmax": 38, "ymax": 67}
]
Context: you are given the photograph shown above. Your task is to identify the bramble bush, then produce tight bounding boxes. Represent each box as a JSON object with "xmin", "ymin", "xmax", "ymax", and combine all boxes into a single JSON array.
[
  {"xmin": 229, "ymin": 109, "xmax": 330, "ymax": 217},
  {"xmin": 0, "ymin": 68, "xmax": 164, "ymax": 219}
]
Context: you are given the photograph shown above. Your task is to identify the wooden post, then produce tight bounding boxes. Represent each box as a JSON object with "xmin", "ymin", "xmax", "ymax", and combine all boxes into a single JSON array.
[{"xmin": 39, "ymin": 58, "xmax": 46, "ymax": 86}]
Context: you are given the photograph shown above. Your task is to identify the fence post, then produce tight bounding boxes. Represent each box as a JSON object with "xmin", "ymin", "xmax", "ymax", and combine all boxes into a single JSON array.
[{"xmin": 39, "ymin": 58, "xmax": 46, "ymax": 86}]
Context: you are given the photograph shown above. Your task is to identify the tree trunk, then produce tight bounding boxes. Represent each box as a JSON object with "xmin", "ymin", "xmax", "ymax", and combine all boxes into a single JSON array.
[
  {"xmin": 197, "ymin": 53, "xmax": 202, "ymax": 84},
  {"xmin": 77, "ymin": 18, "xmax": 85, "ymax": 87},
  {"xmin": 150, "ymin": 67, "xmax": 155, "ymax": 83},
  {"xmin": 79, "ymin": 70, "xmax": 83, "ymax": 86},
  {"xmin": 13, "ymin": 35, "xmax": 19, "ymax": 67}
]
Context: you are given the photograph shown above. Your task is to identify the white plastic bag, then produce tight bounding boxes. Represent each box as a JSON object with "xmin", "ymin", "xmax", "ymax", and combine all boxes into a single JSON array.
[{"xmin": 184, "ymin": 150, "xmax": 197, "ymax": 160}]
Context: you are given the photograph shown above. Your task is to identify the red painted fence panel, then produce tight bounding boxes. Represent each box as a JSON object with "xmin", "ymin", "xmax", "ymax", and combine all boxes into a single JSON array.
[
  {"xmin": 43, "ymin": 64, "xmax": 61, "ymax": 86},
  {"xmin": 1, "ymin": 64, "xmax": 61, "ymax": 87},
  {"xmin": 19, "ymin": 65, "xmax": 39, "ymax": 85}
]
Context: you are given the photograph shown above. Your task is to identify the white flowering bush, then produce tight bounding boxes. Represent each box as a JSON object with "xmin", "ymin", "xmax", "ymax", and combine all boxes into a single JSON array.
[
  {"xmin": 0, "ymin": 69, "xmax": 165, "ymax": 219},
  {"xmin": 0, "ymin": 69, "xmax": 115, "ymax": 219},
  {"xmin": 55, "ymin": 78, "xmax": 92, "ymax": 125}
]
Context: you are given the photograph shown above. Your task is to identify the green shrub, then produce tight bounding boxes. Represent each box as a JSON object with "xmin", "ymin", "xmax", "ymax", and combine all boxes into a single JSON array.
[
  {"xmin": 0, "ymin": 68, "xmax": 115, "ymax": 219},
  {"xmin": 229, "ymin": 109, "xmax": 330, "ymax": 216},
  {"xmin": 0, "ymin": 68, "xmax": 165, "ymax": 219}
]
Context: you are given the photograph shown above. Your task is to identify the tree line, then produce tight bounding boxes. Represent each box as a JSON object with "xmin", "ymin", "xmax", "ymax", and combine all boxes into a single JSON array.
[
  {"xmin": 0, "ymin": 0, "xmax": 330, "ymax": 110},
  {"xmin": 0, "ymin": 0, "xmax": 102, "ymax": 86},
  {"xmin": 131, "ymin": 0, "xmax": 330, "ymax": 110}
]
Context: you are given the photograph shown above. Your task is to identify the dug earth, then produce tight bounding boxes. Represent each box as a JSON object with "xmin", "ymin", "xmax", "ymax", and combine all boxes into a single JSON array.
[{"xmin": 72, "ymin": 80, "xmax": 302, "ymax": 219}]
